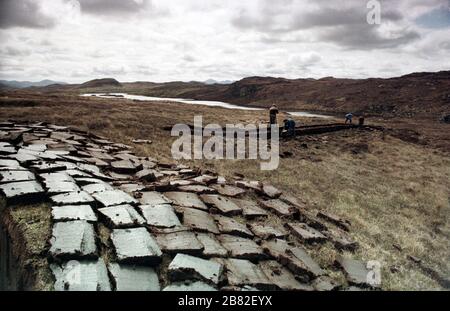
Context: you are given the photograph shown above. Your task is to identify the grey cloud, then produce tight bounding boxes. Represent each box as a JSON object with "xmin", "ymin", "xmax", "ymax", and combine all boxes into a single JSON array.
[
  {"xmin": 223, "ymin": 48, "xmax": 237, "ymax": 54},
  {"xmin": 233, "ymin": 4, "xmax": 403, "ymax": 32},
  {"xmin": 289, "ymin": 53, "xmax": 322, "ymax": 72},
  {"xmin": 77, "ymin": 0, "xmax": 151, "ymax": 15},
  {"xmin": 0, "ymin": 63, "xmax": 24, "ymax": 71},
  {"xmin": 232, "ymin": 9, "xmax": 274, "ymax": 32},
  {"xmin": 0, "ymin": 0, "xmax": 55, "ymax": 29},
  {"xmin": 439, "ymin": 41, "xmax": 450, "ymax": 50},
  {"xmin": 383, "ymin": 10, "xmax": 404, "ymax": 21},
  {"xmin": 183, "ymin": 55, "xmax": 196, "ymax": 62},
  {"xmin": 292, "ymin": 7, "xmax": 402, "ymax": 30},
  {"xmin": 1, "ymin": 46, "xmax": 32, "ymax": 57},
  {"xmin": 232, "ymin": 2, "xmax": 418, "ymax": 49},
  {"xmin": 291, "ymin": 8, "xmax": 367, "ymax": 30},
  {"xmin": 39, "ymin": 39, "xmax": 53, "ymax": 46},
  {"xmin": 320, "ymin": 25, "xmax": 420, "ymax": 50}
]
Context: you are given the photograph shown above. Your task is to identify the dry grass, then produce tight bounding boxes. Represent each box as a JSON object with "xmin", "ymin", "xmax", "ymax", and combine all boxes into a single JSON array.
[
  {"xmin": 0, "ymin": 91, "xmax": 449, "ymax": 290},
  {"xmin": 210, "ymin": 131, "xmax": 450, "ymax": 290}
]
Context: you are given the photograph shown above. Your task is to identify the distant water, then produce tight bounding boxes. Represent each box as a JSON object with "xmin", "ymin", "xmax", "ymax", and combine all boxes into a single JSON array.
[
  {"xmin": 287, "ymin": 111, "xmax": 333, "ymax": 119},
  {"xmin": 82, "ymin": 93, "xmax": 333, "ymax": 118},
  {"xmin": 82, "ymin": 93, "xmax": 262, "ymax": 111}
]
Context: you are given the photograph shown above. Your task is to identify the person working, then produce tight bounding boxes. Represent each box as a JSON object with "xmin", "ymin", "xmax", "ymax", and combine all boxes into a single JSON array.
[
  {"xmin": 288, "ymin": 117, "xmax": 296, "ymax": 137},
  {"xmin": 345, "ymin": 112, "xmax": 353, "ymax": 124},
  {"xmin": 283, "ymin": 117, "xmax": 296, "ymax": 137},
  {"xmin": 269, "ymin": 104, "xmax": 279, "ymax": 125}
]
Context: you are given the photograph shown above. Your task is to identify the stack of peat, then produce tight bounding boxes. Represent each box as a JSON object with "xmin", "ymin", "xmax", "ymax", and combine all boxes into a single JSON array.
[{"xmin": 0, "ymin": 120, "xmax": 378, "ymax": 291}]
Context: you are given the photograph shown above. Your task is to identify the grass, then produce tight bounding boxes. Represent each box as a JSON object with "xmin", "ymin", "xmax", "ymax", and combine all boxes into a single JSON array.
[
  {"xmin": 210, "ymin": 132, "xmax": 450, "ymax": 290},
  {"xmin": 0, "ymin": 90, "xmax": 449, "ymax": 290}
]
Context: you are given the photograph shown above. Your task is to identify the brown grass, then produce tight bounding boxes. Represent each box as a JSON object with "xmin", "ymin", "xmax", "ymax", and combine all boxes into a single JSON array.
[{"xmin": 0, "ymin": 91, "xmax": 449, "ymax": 290}]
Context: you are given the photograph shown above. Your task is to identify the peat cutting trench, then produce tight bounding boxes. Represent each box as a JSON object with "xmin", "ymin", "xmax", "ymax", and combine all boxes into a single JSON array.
[
  {"xmin": 163, "ymin": 123, "xmax": 382, "ymax": 137},
  {"xmin": 1, "ymin": 120, "xmax": 384, "ymax": 291}
]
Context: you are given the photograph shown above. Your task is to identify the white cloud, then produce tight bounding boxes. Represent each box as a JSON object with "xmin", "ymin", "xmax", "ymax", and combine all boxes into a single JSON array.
[{"xmin": 0, "ymin": 0, "xmax": 448, "ymax": 83}]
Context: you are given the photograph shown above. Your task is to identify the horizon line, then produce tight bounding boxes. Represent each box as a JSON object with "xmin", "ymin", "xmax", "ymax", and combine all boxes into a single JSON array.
[{"xmin": 1, "ymin": 69, "xmax": 450, "ymax": 85}]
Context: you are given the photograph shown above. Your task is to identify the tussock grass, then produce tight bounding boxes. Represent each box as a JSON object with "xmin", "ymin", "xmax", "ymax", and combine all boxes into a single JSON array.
[{"xmin": 211, "ymin": 132, "xmax": 449, "ymax": 290}]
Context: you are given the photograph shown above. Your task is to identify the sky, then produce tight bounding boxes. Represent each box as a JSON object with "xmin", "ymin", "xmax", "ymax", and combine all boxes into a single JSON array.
[{"xmin": 0, "ymin": 0, "xmax": 449, "ymax": 83}]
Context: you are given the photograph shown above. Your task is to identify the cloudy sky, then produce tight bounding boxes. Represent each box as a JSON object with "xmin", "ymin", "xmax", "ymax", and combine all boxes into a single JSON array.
[{"xmin": 0, "ymin": 0, "xmax": 449, "ymax": 83}]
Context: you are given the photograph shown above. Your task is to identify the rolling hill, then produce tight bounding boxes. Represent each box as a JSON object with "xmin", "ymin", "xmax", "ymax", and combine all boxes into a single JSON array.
[
  {"xmin": 181, "ymin": 71, "xmax": 450, "ymax": 118},
  {"xmin": 78, "ymin": 78, "xmax": 122, "ymax": 88},
  {"xmin": 0, "ymin": 79, "xmax": 67, "ymax": 88},
  {"xmin": 24, "ymin": 71, "xmax": 450, "ymax": 118}
]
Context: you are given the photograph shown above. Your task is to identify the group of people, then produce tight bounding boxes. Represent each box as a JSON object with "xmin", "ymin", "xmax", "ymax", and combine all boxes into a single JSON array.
[
  {"xmin": 269, "ymin": 104, "xmax": 296, "ymax": 137},
  {"xmin": 345, "ymin": 112, "xmax": 365, "ymax": 126},
  {"xmin": 268, "ymin": 104, "xmax": 365, "ymax": 138}
]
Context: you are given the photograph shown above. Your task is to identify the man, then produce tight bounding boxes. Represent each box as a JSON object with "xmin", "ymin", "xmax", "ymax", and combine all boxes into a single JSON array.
[
  {"xmin": 345, "ymin": 112, "xmax": 353, "ymax": 124},
  {"xmin": 287, "ymin": 117, "xmax": 296, "ymax": 137},
  {"xmin": 269, "ymin": 104, "xmax": 279, "ymax": 125},
  {"xmin": 283, "ymin": 119, "xmax": 289, "ymax": 131},
  {"xmin": 283, "ymin": 117, "xmax": 296, "ymax": 137}
]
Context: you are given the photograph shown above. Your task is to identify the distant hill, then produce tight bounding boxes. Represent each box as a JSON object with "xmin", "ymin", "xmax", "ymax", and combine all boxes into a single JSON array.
[
  {"xmin": 179, "ymin": 71, "xmax": 450, "ymax": 117},
  {"xmin": 22, "ymin": 71, "xmax": 450, "ymax": 118},
  {"xmin": 0, "ymin": 79, "xmax": 67, "ymax": 88},
  {"xmin": 0, "ymin": 83, "xmax": 10, "ymax": 90},
  {"xmin": 78, "ymin": 78, "xmax": 122, "ymax": 88}
]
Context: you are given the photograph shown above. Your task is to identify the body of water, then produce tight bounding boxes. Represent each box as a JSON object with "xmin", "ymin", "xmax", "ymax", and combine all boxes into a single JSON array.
[
  {"xmin": 82, "ymin": 93, "xmax": 262, "ymax": 111},
  {"xmin": 82, "ymin": 93, "xmax": 334, "ymax": 118},
  {"xmin": 287, "ymin": 111, "xmax": 333, "ymax": 119}
]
